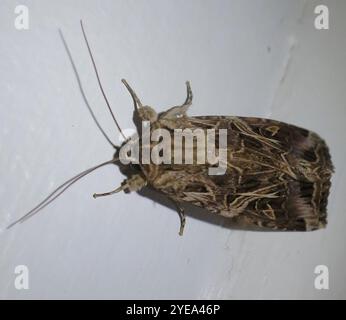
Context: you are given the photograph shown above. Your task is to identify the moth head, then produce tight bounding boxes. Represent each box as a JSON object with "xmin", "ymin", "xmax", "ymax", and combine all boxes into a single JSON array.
[{"xmin": 138, "ymin": 105, "xmax": 158, "ymax": 123}]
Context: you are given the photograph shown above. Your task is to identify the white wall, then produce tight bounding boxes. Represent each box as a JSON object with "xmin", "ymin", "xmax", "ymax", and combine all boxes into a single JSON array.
[{"xmin": 0, "ymin": 0, "xmax": 345, "ymax": 299}]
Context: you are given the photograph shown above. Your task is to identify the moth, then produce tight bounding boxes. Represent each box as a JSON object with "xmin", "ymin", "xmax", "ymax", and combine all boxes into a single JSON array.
[{"xmin": 8, "ymin": 21, "xmax": 334, "ymax": 235}]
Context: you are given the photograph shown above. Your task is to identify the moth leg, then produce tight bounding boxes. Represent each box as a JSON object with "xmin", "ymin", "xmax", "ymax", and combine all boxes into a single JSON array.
[
  {"xmin": 160, "ymin": 81, "xmax": 193, "ymax": 119},
  {"xmin": 121, "ymin": 79, "xmax": 143, "ymax": 110},
  {"xmin": 169, "ymin": 198, "xmax": 186, "ymax": 236},
  {"xmin": 183, "ymin": 81, "xmax": 193, "ymax": 107},
  {"xmin": 93, "ymin": 185, "xmax": 124, "ymax": 198},
  {"xmin": 93, "ymin": 174, "xmax": 147, "ymax": 198}
]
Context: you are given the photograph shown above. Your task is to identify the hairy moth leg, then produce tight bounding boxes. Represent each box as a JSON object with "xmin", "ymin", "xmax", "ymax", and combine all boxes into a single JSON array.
[
  {"xmin": 93, "ymin": 185, "xmax": 124, "ymax": 198},
  {"xmin": 161, "ymin": 81, "xmax": 193, "ymax": 119},
  {"xmin": 183, "ymin": 81, "xmax": 193, "ymax": 107},
  {"xmin": 169, "ymin": 198, "xmax": 186, "ymax": 236},
  {"xmin": 93, "ymin": 174, "xmax": 147, "ymax": 198}
]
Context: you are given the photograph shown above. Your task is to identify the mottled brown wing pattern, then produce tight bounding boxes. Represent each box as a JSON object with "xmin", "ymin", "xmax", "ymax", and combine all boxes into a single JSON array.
[{"xmin": 144, "ymin": 116, "xmax": 333, "ymax": 231}]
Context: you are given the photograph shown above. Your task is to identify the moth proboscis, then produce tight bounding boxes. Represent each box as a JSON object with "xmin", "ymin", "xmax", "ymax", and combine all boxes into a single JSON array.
[{"xmin": 7, "ymin": 21, "xmax": 334, "ymax": 235}]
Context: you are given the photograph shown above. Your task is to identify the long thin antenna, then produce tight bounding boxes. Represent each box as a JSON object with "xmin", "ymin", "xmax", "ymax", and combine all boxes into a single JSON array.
[
  {"xmin": 7, "ymin": 158, "xmax": 117, "ymax": 229},
  {"xmin": 59, "ymin": 29, "xmax": 117, "ymax": 149},
  {"xmin": 80, "ymin": 20, "xmax": 126, "ymax": 141}
]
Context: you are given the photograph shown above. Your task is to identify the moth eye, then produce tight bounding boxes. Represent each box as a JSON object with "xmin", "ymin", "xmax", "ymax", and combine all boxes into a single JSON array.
[{"xmin": 130, "ymin": 164, "xmax": 141, "ymax": 172}]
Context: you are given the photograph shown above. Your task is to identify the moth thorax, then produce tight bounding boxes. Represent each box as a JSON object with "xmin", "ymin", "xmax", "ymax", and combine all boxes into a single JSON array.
[{"xmin": 138, "ymin": 106, "xmax": 158, "ymax": 123}]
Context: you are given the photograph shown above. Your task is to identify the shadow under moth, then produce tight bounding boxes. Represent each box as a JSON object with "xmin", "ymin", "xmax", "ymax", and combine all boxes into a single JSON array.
[{"xmin": 7, "ymin": 21, "xmax": 334, "ymax": 235}]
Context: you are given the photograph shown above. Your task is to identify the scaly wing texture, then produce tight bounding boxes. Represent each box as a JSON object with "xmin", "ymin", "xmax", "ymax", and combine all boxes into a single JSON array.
[{"xmin": 145, "ymin": 116, "xmax": 333, "ymax": 231}]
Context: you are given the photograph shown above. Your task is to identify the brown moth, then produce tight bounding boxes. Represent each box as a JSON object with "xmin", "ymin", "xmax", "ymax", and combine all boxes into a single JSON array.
[{"xmin": 7, "ymin": 22, "xmax": 334, "ymax": 235}]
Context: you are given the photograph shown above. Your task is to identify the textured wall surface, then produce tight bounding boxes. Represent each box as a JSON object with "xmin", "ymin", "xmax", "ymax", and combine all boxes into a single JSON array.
[{"xmin": 0, "ymin": 0, "xmax": 345, "ymax": 299}]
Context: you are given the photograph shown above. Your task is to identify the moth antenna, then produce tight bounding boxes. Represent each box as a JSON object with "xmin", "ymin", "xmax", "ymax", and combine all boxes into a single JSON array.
[
  {"xmin": 59, "ymin": 29, "xmax": 118, "ymax": 149},
  {"xmin": 121, "ymin": 79, "xmax": 143, "ymax": 111},
  {"xmin": 80, "ymin": 20, "xmax": 126, "ymax": 141},
  {"xmin": 7, "ymin": 158, "xmax": 118, "ymax": 229}
]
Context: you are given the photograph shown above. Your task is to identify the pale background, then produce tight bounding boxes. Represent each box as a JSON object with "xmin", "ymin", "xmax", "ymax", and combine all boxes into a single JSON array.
[{"xmin": 0, "ymin": 0, "xmax": 345, "ymax": 299}]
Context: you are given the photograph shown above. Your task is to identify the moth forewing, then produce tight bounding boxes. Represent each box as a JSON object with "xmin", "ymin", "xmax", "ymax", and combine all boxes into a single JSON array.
[{"xmin": 144, "ymin": 114, "xmax": 333, "ymax": 232}]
